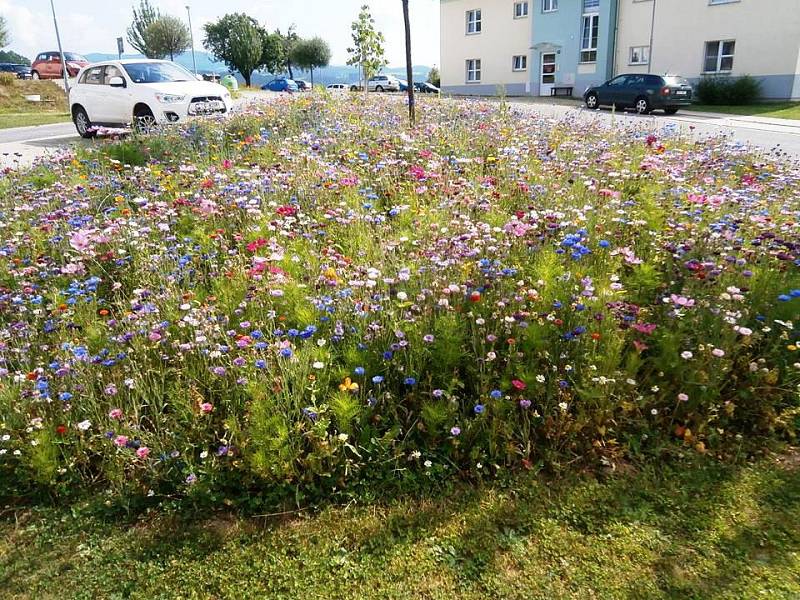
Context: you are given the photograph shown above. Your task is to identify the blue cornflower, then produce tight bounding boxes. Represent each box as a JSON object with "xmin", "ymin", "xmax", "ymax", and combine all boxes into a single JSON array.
[
  {"xmin": 354, "ymin": 366, "xmax": 366, "ymax": 376},
  {"xmin": 280, "ymin": 348, "xmax": 293, "ymax": 358},
  {"xmin": 490, "ymin": 389, "xmax": 502, "ymax": 399},
  {"xmin": 404, "ymin": 377, "xmax": 417, "ymax": 386},
  {"xmin": 474, "ymin": 404, "xmax": 485, "ymax": 414},
  {"xmin": 372, "ymin": 375, "xmax": 384, "ymax": 384}
]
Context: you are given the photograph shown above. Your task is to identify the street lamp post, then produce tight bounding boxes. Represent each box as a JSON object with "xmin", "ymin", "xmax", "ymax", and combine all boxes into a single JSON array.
[
  {"xmin": 186, "ymin": 5, "xmax": 197, "ymax": 76},
  {"xmin": 50, "ymin": 0, "xmax": 70, "ymax": 93}
]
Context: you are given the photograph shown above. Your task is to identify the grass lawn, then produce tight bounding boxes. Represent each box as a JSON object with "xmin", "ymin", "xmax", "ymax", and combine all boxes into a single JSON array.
[
  {"xmin": 0, "ymin": 79, "xmax": 69, "ymax": 129},
  {"xmin": 688, "ymin": 102, "xmax": 800, "ymax": 120},
  {"xmin": 2, "ymin": 453, "xmax": 798, "ymax": 599},
  {"xmin": 0, "ymin": 112, "xmax": 70, "ymax": 129}
]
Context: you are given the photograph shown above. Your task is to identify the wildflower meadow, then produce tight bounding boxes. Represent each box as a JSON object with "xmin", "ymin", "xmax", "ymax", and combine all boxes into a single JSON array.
[{"xmin": 1, "ymin": 95, "xmax": 798, "ymax": 506}]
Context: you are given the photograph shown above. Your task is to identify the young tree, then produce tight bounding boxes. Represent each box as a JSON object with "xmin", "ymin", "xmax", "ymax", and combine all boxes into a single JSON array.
[
  {"xmin": 427, "ymin": 66, "xmax": 440, "ymax": 88},
  {"xmin": 346, "ymin": 4, "xmax": 386, "ymax": 91},
  {"xmin": 0, "ymin": 16, "xmax": 10, "ymax": 48},
  {"xmin": 291, "ymin": 37, "xmax": 331, "ymax": 87},
  {"xmin": 402, "ymin": 0, "xmax": 415, "ymax": 125},
  {"xmin": 127, "ymin": 0, "xmax": 164, "ymax": 59},
  {"xmin": 203, "ymin": 13, "xmax": 267, "ymax": 87},
  {"xmin": 275, "ymin": 25, "xmax": 299, "ymax": 78},
  {"xmin": 0, "ymin": 50, "xmax": 29, "ymax": 65},
  {"xmin": 147, "ymin": 16, "xmax": 191, "ymax": 62}
]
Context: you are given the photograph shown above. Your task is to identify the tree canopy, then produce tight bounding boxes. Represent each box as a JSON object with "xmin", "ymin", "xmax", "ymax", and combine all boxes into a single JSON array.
[
  {"xmin": 291, "ymin": 37, "xmax": 331, "ymax": 86},
  {"xmin": 0, "ymin": 16, "xmax": 10, "ymax": 48},
  {"xmin": 204, "ymin": 13, "xmax": 269, "ymax": 87},
  {"xmin": 147, "ymin": 16, "xmax": 191, "ymax": 62},
  {"xmin": 127, "ymin": 0, "xmax": 164, "ymax": 59}
]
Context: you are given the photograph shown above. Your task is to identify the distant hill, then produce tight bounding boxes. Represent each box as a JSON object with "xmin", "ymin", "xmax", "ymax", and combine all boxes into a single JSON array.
[{"xmin": 84, "ymin": 51, "xmax": 432, "ymax": 87}]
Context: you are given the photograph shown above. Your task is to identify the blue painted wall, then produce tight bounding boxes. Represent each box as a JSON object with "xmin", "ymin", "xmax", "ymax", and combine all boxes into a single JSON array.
[{"xmin": 530, "ymin": 0, "xmax": 618, "ymax": 97}]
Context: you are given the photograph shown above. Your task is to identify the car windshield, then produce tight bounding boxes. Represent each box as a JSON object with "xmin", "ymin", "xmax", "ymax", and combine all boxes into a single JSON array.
[
  {"xmin": 123, "ymin": 62, "xmax": 194, "ymax": 84},
  {"xmin": 665, "ymin": 76, "xmax": 690, "ymax": 86},
  {"xmin": 64, "ymin": 53, "xmax": 86, "ymax": 62},
  {"xmin": 10, "ymin": 65, "xmax": 28, "ymax": 72}
]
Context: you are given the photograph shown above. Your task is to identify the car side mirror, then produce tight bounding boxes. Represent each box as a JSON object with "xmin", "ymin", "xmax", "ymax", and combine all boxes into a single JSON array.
[{"xmin": 109, "ymin": 76, "xmax": 126, "ymax": 88}]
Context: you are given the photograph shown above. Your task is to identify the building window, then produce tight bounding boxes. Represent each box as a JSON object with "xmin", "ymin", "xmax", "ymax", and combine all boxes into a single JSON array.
[
  {"xmin": 583, "ymin": 0, "xmax": 600, "ymax": 12},
  {"xmin": 542, "ymin": 0, "xmax": 558, "ymax": 12},
  {"xmin": 704, "ymin": 40, "xmax": 735, "ymax": 72},
  {"xmin": 580, "ymin": 14, "xmax": 599, "ymax": 62},
  {"xmin": 466, "ymin": 9, "xmax": 482, "ymax": 34},
  {"xmin": 466, "ymin": 59, "xmax": 482, "ymax": 82},
  {"xmin": 513, "ymin": 55, "xmax": 528, "ymax": 71},
  {"xmin": 629, "ymin": 46, "xmax": 649, "ymax": 65},
  {"xmin": 709, "ymin": 0, "xmax": 739, "ymax": 4},
  {"xmin": 514, "ymin": 2, "xmax": 529, "ymax": 18}
]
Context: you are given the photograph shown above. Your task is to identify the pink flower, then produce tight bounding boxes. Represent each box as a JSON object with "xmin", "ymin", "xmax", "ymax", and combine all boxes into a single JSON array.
[
  {"xmin": 108, "ymin": 408, "xmax": 123, "ymax": 420},
  {"xmin": 677, "ymin": 393, "xmax": 689, "ymax": 402},
  {"xmin": 136, "ymin": 447, "xmax": 150, "ymax": 459},
  {"xmin": 199, "ymin": 402, "xmax": 213, "ymax": 414},
  {"xmin": 113, "ymin": 435, "xmax": 128, "ymax": 447},
  {"xmin": 711, "ymin": 348, "xmax": 725, "ymax": 357},
  {"xmin": 511, "ymin": 379, "xmax": 527, "ymax": 391},
  {"xmin": 69, "ymin": 230, "xmax": 92, "ymax": 252}
]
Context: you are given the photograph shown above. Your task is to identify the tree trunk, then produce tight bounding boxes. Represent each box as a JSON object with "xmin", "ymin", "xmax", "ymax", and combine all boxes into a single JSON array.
[
  {"xmin": 310, "ymin": 67, "xmax": 314, "ymax": 87},
  {"xmin": 402, "ymin": 0, "xmax": 415, "ymax": 126},
  {"xmin": 288, "ymin": 61, "xmax": 294, "ymax": 79},
  {"xmin": 243, "ymin": 72, "xmax": 251, "ymax": 88}
]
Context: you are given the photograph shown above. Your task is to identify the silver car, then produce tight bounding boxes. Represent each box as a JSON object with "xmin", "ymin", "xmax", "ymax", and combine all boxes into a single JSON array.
[{"xmin": 367, "ymin": 74, "xmax": 400, "ymax": 92}]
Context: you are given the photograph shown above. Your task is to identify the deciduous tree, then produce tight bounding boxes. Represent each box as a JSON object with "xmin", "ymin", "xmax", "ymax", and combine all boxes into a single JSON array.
[
  {"xmin": 127, "ymin": 0, "xmax": 164, "ymax": 59},
  {"xmin": 291, "ymin": 37, "xmax": 331, "ymax": 87},
  {"xmin": 148, "ymin": 16, "xmax": 191, "ymax": 62},
  {"xmin": 203, "ymin": 13, "xmax": 267, "ymax": 87},
  {"xmin": 346, "ymin": 5, "xmax": 386, "ymax": 91}
]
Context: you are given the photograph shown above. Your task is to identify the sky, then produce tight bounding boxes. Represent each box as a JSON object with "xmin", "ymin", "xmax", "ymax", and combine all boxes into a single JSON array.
[{"xmin": 1, "ymin": 0, "xmax": 441, "ymax": 67}]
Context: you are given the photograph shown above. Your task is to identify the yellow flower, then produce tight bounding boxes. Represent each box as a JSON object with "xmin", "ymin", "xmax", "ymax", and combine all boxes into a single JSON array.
[{"xmin": 338, "ymin": 377, "xmax": 359, "ymax": 393}]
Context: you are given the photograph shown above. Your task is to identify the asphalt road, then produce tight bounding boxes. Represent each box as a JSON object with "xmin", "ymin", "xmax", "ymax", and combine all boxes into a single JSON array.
[{"xmin": 2, "ymin": 97, "xmax": 800, "ymax": 170}]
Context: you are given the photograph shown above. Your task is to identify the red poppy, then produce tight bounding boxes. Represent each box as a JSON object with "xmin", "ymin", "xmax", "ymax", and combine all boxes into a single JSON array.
[
  {"xmin": 470, "ymin": 291, "xmax": 481, "ymax": 303},
  {"xmin": 55, "ymin": 425, "xmax": 67, "ymax": 436}
]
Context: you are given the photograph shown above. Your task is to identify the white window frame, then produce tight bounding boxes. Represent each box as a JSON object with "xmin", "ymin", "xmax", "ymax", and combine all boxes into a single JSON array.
[
  {"xmin": 466, "ymin": 59, "xmax": 482, "ymax": 83},
  {"xmin": 466, "ymin": 9, "xmax": 482, "ymax": 35},
  {"xmin": 512, "ymin": 55, "xmax": 528, "ymax": 71},
  {"xmin": 514, "ymin": 1, "xmax": 529, "ymax": 18},
  {"xmin": 703, "ymin": 40, "xmax": 735, "ymax": 73},
  {"xmin": 542, "ymin": 0, "xmax": 558, "ymax": 12},
  {"xmin": 583, "ymin": 0, "xmax": 600, "ymax": 11},
  {"xmin": 580, "ymin": 13, "xmax": 599, "ymax": 63},
  {"xmin": 629, "ymin": 45, "xmax": 650, "ymax": 65},
  {"xmin": 709, "ymin": 0, "xmax": 740, "ymax": 4}
]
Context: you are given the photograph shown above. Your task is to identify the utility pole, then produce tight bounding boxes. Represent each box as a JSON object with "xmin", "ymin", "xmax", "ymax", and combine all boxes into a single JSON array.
[
  {"xmin": 186, "ymin": 5, "xmax": 197, "ymax": 75},
  {"xmin": 647, "ymin": 0, "xmax": 657, "ymax": 74},
  {"xmin": 50, "ymin": 0, "xmax": 70, "ymax": 93}
]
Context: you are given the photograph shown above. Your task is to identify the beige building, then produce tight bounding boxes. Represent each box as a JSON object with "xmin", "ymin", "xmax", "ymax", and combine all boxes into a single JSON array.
[
  {"xmin": 616, "ymin": 0, "xmax": 800, "ymax": 100},
  {"xmin": 440, "ymin": 0, "xmax": 534, "ymax": 95}
]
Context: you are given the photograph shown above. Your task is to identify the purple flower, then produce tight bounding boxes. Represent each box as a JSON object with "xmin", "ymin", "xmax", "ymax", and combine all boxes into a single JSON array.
[{"xmin": 450, "ymin": 426, "xmax": 461, "ymax": 436}]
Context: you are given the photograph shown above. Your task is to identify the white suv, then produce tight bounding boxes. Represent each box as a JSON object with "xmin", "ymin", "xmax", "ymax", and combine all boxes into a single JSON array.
[
  {"xmin": 367, "ymin": 74, "xmax": 401, "ymax": 92},
  {"xmin": 69, "ymin": 59, "xmax": 233, "ymax": 138}
]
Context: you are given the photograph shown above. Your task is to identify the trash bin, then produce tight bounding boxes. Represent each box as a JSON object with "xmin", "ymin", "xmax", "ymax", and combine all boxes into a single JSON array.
[{"xmin": 221, "ymin": 74, "xmax": 239, "ymax": 92}]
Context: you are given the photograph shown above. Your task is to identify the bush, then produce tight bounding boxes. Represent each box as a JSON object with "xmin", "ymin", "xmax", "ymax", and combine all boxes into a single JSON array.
[
  {"xmin": 0, "ymin": 72, "xmax": 16, "ymax": 86},
  {"xmin": 0, "ymin": 95, "xmax": 798, "ymax": 507},
  {"xmin": 697, "ymin": 75, "xmax": 761, "ymax": 105}
]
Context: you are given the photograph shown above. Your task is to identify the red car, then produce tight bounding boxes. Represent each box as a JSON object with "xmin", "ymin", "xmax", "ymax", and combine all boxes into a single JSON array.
[{"xmin": 31, "ymin": 51, "xmax": 89, "ymax": 80}]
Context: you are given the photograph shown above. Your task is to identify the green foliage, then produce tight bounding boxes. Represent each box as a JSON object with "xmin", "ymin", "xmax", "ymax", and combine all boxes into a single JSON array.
[
  {"xmin": 0, "ymin": 71, "xmax": 14, "ymax": 86},
  {"xmin": 126, "ymin": 0, "xmax": 164, "ymax": 59},
  {"xmin": 0, "ymin": 49, "xmax": 28, "ymax": 65},
  {"xmin": 146, "ymin": 15, "xmax": 191, "ymax": 62},
  {"xmin": 427, "ymin": 66, "xmax": 440, "ymax": 88},
  {"xmin": 697, "ymin": 75, "xmax": 762, "ymax": 105},
  {"xmin": 290, "ymin": 37, "xmax": 331, "ymax": 86},
  {"xmin": 0, "ymin": 15, "xmax": 9, "ymax": 48},
  {"xmin": 203, "ymin": 13, "xmax": 267, "ymax": 87},
  {"xmin": 346, "ymin": 4, "xmax": 387, "ymax": 88}
]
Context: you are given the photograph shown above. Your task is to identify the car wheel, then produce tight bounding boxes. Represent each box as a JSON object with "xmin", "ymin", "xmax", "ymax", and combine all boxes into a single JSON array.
[
  {"xmin": 585, "ymin": 92, "xmax": 599, "ymax": 109},
  {"xmin": 72, "ymin": 106, "xmax": 94, "ymax": 139},
  {"xmin": 133, "ymin": 106, "xmax": 157, "ymax": 133},
  {"xmin": 634, "ymin": 96, "xmax": 651, "ymax": 114},
  {"xmin": 664, "ymin": 108, "xmax": 679, "ymax": 115},
  {"xmin": 350, "ymin": 85, "xmax": 358, "ymax": 92},
  {"xmin": 32, "ymin": 71, "xmax": 40, "ymax": 80},
  {"xmin": 375, "ymin": 85, "xmax": 384, "ymax": 92}
]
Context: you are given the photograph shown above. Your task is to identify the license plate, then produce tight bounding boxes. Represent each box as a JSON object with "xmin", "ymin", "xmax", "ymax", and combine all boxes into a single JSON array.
[
  {"xmin": 675, "ymin": 90, "xmax": 688, "ymax": 96},
  {"xmin": 192, "ymin": 101, "xmax": 224, "ymax": 113}
]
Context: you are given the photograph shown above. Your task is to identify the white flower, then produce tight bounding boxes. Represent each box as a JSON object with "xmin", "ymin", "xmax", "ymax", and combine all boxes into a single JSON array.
[
  {"xmin": 200, "ymin": 450, "xmax": 209, "ymax": 459},
  {"xmin": 680, "ymin": 351, "xmax": 693, "ymax": 360},
  {"xmin": 558, "ymin": 402, "xmax": 568, "ymax": 412},
  {"xmin": 536, "ymin": 374, "xmax": 546, "ymax": 383},
  {"xmin": 312, "ymin": 361, "xmax": 325, "ymax": 369},
  {"xmin": 424, "ymin": 460, "xmax": 432, "ymax": 468},
  {"xmin": 338, "ymin": 433, "xmax": 348, "ymax": 441},
  {"xmin": 1, "ymin": 434, "xmax": 9, "ymax": 442},
  {"xmin": 650, "ymin": 408, "xmax": 658, "ymax": 415},
  {"xmin": 396, "ymin": 291, "xmax": 408, "ymax": 301},
  {"xmin": 77, "ymin": 420, "xmax": 92, "ymax": 431}
]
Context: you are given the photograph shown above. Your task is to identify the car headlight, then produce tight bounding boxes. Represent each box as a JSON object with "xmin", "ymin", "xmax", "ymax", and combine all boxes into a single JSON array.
[{"xmin": 155, "ymin": 93, "xmax": 186, "ymax": 104}]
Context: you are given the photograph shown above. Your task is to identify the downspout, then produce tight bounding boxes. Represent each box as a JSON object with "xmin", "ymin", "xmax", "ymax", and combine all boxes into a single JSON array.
[{"xmin": 647, "ymin": 0, "xmax": 657, "ymax": 74}]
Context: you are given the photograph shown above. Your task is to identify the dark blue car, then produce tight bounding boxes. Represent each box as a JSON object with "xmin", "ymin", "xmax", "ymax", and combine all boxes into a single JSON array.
[{"xmin": 262, "ymin": 78, "xmax": 299, "ymax": 92}]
